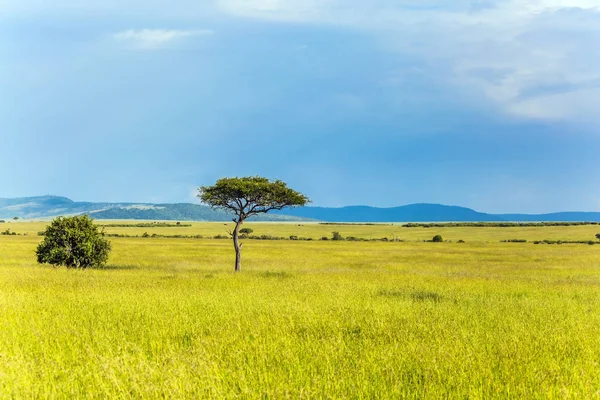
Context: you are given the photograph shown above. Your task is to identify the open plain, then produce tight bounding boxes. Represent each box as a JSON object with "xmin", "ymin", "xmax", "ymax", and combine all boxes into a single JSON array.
[{"xmin": 1, "ymin": 221, "xmax": 600, "ymax": 398}]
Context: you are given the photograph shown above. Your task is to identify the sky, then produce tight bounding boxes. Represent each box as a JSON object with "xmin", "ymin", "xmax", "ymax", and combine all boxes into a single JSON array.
[{"xmin": 1, "ymin": 0, "xmax": 599, "ymax": 213}]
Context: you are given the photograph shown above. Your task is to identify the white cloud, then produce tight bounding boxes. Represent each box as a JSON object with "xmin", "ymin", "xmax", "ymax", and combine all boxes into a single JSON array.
[
  {"xmin": 217, "ymin": 0, "xmax": 600, "ymax": 124},
  {"xmin": 113, "ymin": 29, "xmax": 215, "ymax": 49}
]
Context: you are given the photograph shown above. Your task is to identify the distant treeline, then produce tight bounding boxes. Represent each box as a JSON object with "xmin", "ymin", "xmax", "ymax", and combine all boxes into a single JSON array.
[
  {"xmin": 32, "ymin": 231, "xmax": 600, "ymax": 245},
  {"xmin": 100, "ymin": 222, "xmax": 192, "ymax": 228},
  {"xmin": 404, "ymin": 222, "xmax": 600, "ymax": 228},
  {"xmin": 319, "ymin": 223, "xmax": 394, "ymax": 226},
  {"xmin": 101, "ymin": 233, "xmax": 402, "ymax": 242},
  {"xmin": 502, "ymin": 239, "xmax": 598, "ymax": 245}
]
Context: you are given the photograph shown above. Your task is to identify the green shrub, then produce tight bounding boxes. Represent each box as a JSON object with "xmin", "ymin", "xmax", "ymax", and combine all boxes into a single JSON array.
[
  {"xmin": 240, "ymin": 228, "xmax": 254, "ymax": 235},
  {"xmin": 289, "ymin": 235, "xmax": 299, "ymax": 240},
  {"xmin": 596, "ymin": 233, "xmax": 600, "ymax": 241},
  {"xmin": 331, "ymin": 231, "xmax": 344, "ymax": 241},
  {"xmin": 36, "ymin": 216, "xmax": 111, "ymax": 269},
  {"xmin": 432, "ymin": 235, "xmax": 443, "ymax": 243}
]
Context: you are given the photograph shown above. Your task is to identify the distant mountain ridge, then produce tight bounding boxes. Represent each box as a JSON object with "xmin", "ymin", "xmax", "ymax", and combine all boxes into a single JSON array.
[
  {"xmin": 0, "ymin": 196, "xmax": 308, "ymax": 222},
  {"xmin": 2, "ymin": 196, "xmax": 600, "ymax": 222},
  {"xmin": 274, "ymin": 204, "xmax": 600, "ymax": 222},
  {"xmin": 272, "ymin": 204, "xmax": 503, "ymax": 222}
]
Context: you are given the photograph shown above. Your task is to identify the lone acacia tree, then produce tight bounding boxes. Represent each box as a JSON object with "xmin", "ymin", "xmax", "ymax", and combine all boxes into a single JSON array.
[{"xmin": 199, "ymin": 176, "xmax": 309, "ymax": 272}]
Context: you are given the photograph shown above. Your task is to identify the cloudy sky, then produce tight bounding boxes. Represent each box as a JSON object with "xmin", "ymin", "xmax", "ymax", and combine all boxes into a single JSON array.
[{"xmin": 1, "ymin": 0, "xmax": 599, "ymax": 213}]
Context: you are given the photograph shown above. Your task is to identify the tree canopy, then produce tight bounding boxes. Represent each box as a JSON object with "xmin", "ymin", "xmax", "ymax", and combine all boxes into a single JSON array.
[
  {"xmin": 198, "ymin": 176, "xmax": 309, "ymax": 271},
  {"xmin": 199, "ymin": 176, "xmax": 310, "ymax": 220},
  {"xmin": 36, "ymin": 215, "xmax": 111, "ymax": 269}
]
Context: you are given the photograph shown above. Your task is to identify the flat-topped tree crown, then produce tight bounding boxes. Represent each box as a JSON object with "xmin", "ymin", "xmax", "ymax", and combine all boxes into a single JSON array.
[
  {"xmin": 199, "ymin": 176, "xmax": 309, "ymax": 220},
  {"xmin": 198, "ymin": 176, "xmax": 310, "ymax": 272}
]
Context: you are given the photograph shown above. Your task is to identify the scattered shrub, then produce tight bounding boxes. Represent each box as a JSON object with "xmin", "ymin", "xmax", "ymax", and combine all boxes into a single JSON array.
[
  {"xmin": 596, "ymin": 233, "xmax": 600, "ymax": 241},
  {"xmin": 142, "ymin": 232, "xmax": 150, "ymax": 238},
  {"xmin": 289, "ymin": 235, "xmax": 299, "ymax": 240},
  {"xmin": 332, "ymin": 231, "xmax": 344, "ymax": 241},
  {"xmin": 240, "ymin": 228, "xmax": 254, "ymax": 235},
  {"xmin": 432, "ymin": 235, "xmax": 443, "ymax": 243},
  {"xmin": 1, "ymin": 229, "xmax": 17, "ymax": 236},
  {"xmin": 501, "ymin": 239, "xmax": 527, "ymax": 243},
  {"xmin": 321, "ymin": 237, "xmax": 329, "ymax": 241},
  {"xmin": 36, "ymin": 216, "xmax": 111, "ymax": 269},
  {"xmin": 457, "ymin": 240, "xmax": 465, "ymax": 243}
]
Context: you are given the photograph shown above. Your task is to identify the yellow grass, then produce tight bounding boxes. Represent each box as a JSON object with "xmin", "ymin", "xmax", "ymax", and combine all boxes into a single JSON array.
[{"xmin": 1, "ymin": 222, "xmax": 600, "ymax": 398}]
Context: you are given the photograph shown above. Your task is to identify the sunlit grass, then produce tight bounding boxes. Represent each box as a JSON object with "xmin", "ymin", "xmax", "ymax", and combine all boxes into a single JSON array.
[
  {"xmin": 5, "ymin": 219, "xmax": 600, "ymax": 243},
  {"xmin": 1, "ymin": 223, "xmax": 600, "ymax": 398}
]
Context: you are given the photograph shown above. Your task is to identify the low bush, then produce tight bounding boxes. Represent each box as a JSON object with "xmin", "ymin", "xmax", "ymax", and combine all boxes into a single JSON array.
[
  {"xmin": 331, "ymin": 231, "xmax": 344, "ymax": 241},
  {"xmin": 36, "ymin": 216, "xmax": 111, "ymax": 269},
  {"xmin": 432, "ymin": 235, "xmax": 443, "ymax": 243}
]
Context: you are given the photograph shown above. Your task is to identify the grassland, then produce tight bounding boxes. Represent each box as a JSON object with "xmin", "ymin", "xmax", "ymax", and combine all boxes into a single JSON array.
[
  {"xmin": 1, "ymin": 221, "xmax": 600, "ymax": 398},
  {"xmin": 5, "ymin": 220, "xmax": 600, "ymax": 242}
]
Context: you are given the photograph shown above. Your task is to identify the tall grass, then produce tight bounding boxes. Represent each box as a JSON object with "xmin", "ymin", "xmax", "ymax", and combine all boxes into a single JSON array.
[{"xmin": 1, "ymin": 226, "xmax": 600, "ymax": 398}]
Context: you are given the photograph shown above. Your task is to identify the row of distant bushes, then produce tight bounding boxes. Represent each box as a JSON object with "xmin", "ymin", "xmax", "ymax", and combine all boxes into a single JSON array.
[
  {"xmin": 102, "ymin": 222, "xmax": 192, "ymax": 228},
  {"xmin": 319, "ymin": 223, "xmax": 393, "ymax": 226},
  {"xmin": 33, "ymin": 231, "xmax": 600, "ymax": 244},
  {"xmin": 404, "ymin": 222, "xmax": 600, "ymax": 228},
  {"xmin": 99, "ymin": 232, "xmax": 456, "ymax": 243},
  {"xmin": 502, "ymin": 238, "xmax": 599, "ymax": 245}
]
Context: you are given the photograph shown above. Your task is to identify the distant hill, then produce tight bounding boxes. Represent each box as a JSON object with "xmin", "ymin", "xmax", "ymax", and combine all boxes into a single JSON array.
[
  {"xmin": 88, "ymin": 203, "xmax": 309, "ymax": 222},
  {"xmin": 0, "ymin": 196, "xmax": 308, "ymax": 222},
  {"xmin": 2, "ymin": 196, "xmax": 600, "ymax": 222},
  {"xmin": 275, "ymin": 205, "xmax": 600, "ymax": 222},
  {"xmin": 273, "ymin": 204, "xmax": 503, "ymax": 222}
]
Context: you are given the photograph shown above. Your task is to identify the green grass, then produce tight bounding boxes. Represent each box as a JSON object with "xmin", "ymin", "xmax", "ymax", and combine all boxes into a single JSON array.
[
  {"xmin": 5, "ymin": 220, "xmax": 600, "ymax": 242},
  {"xmin": 1, "ymin": 222, "xmax": 600, "ymax": 398}
]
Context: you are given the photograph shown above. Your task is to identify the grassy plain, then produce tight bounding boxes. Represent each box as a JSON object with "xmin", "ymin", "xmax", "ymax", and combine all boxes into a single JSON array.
[
  {"xmin": 1, "ymin": 221, "xmax": 600, "ymax": 398},
  {"xmin": 5, "ymin": 220, "xmax": 600, "ymax": 242}
]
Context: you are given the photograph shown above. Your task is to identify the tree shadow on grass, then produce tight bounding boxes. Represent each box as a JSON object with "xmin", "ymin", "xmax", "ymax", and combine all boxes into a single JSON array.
[
  {"xmin": 260, "ymin": 271, "xmax": 294, "ymax": 279},
  {"xmin": 379, "ymin": 289, "xmax": 444, "ymax": 303},
  {"xmin": 97, "ymin": 264, "xmax": 140, "ymax": 271}
]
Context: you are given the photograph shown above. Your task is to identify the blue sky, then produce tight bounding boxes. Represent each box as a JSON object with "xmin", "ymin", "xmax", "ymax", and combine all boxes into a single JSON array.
[{"xmin": 1, "ymin": 0, "xmax": 599, "ymax": 213}]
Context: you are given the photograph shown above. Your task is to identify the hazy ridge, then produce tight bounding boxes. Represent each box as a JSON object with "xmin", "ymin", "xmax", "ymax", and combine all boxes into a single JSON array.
[{"xmin": 2, "ymin": 196, "xmax": 600, "ymax": 222}]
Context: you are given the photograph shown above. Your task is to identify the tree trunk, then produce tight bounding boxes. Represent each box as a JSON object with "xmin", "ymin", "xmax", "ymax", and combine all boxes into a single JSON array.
[{"xmin": 232, "ymin": 219, "xmax": 243, "ymax": 272}]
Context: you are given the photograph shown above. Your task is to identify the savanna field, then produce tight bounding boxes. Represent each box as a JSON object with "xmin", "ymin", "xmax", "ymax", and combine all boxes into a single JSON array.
[{"xmin": 1, "ymin": 221, "xmax": 600, "ymax": 398}]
